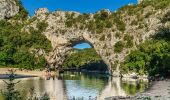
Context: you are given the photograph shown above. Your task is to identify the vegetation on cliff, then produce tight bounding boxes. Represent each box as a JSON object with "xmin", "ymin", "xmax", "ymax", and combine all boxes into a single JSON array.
[
  {"xmin": 64, "ymin": 0, "xmax": 170, "ymax": 33},
  {"xmin": 122, "ymin": 28, "xmax": 170, "ymax": 76},
  {"xmin": 59, "ymin": 0, "xmax": 170, "ymax": 75},
  {"xmin": 0, "ymin": 19, "xmax": 52, "ymax": 69},
  {"xmin": 1, "ymin": 0, "xmax": 170, "ymax": 74},
  {"xmin": 13, "ymin": 0, "xmax": 28, "ymax": 20}
]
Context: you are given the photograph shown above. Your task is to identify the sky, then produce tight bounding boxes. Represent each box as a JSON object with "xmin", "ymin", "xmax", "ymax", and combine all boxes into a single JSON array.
[{"xmin": 20, "ymin": 0, "xmax": 137, "ymax": 49}]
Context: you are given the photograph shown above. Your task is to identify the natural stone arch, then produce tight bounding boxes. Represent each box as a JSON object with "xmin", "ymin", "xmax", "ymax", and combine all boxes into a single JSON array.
[
  {"xmin": 45, "ymin": 31, "xmax": 113, "ymax": 75},
  {"xmin": 1, "ymin": 0, "xmax": 170, "ymax": 77},
  {"xmin": 26, "ymin": 5, "xmax": 169, "ymax": 76}
]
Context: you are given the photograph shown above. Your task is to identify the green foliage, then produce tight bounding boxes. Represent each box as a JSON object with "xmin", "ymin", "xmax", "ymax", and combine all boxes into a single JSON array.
[
  {"xmin": 36, "ymin": 21, "xmax": 49, "ymax": 33},
  {"xmin": 65, "ymin": 9, "xmax": 126, "ymax": 33},
  {"xmin": 161, "ymin": 11, "xmax": 170, "ymax": 23},
  {"xmin": 123, "ymin": 34, "xmax": 134, "ymax": 48},
  {"xmin": 122, "ymin": 50, "xmax": 148, "ymax": 75},
  {"xmin": 12, "ymin": 0, "xmax": 29, "ymax": 20},
  {"xmin": 143, "ymin": 0, "xmax": 170, "ymax": 10},
  {"xmin": 65, "ymin": 20, "xmax": 74, "ymax": 27},
  {"xmin": 64, "ymin": 0, "xmax": 170, "ymax": 34},
  {"xmin": 111, "ymin": 13, "xmax": 126, "ymax": 32},
  {"xmin": 65, "ymin": 12, "xmax": 77, "ymax": 27},
  {"xmin": 122, "ymin": 28, "xmax": 170, "ymax": 76},
  {"xmin": 121, "ymin": 80, "xmax": 148, "ymax": 95},
  {"xmin": 114, "ymin": 41, "xmax": 124, "ymax": 53},
  {"xmin": 94, "ymin": 10, "xmax": 109, "ymax": 20},
  {"xmin": 63, "ymin": 48, "xmax": 108, "ymax": 71},
  {"xmin": 0, "ymin": 20, "xmax": 51, "ymax": 69},
  {"xmin": 86, "ymin": 20, "xmax": 96, "ymax": 32}
]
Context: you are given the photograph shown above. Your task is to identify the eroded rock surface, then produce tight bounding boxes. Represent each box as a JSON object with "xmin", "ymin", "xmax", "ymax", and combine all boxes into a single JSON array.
[
  {"xmin": 2, "ymin": 0, "xmax": 170, "ymax": 76},
  {"xmin": 0, "ymin": 0, "xmax": 19, "ymax": 19},
  {"xmin": 25, "ymin": 6, "xmax": 170, "ymax": 76}
]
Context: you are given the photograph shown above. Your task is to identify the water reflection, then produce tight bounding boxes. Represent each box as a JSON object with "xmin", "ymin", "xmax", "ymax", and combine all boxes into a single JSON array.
[{"xmin": 0, "ymin": 72, "xmax": 148, "ymax": 100}]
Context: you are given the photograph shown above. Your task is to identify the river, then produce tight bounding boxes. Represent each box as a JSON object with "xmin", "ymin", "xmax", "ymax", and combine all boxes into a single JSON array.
[{"xmin": 0, "ymin": 72, "xmax": 148, "ymax": 100}]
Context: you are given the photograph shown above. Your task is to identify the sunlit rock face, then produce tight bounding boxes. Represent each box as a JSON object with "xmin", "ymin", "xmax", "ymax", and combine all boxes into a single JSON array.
[
  {"xmin": 3, "ymin": 0, "xmax": 170, "ymax": 76},
  {"xmin": 0, "ymin": 0, "xmax": 19, "ymax": 19},
  {"xmin": 138, "ymin": 0, "xmax": 143, "ymax": 4},
  {"xmin": 26, "ymin": 5, "xmax": 170, "ymax": 76}
]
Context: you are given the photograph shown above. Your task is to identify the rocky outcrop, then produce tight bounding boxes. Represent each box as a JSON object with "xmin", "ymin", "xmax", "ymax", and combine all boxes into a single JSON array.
[
  {"xmin": 0, "ymin": 0, "xmax": 19, "ymax": 19},
  {"xmin": 138, "ymin": 0, "xmax": 143, "ymax": 4},
  {"xmin": 1, "ymin": 0, "xmax": 170, "ymax": 76},
  {"xmin": 24, "ymin": 4, "xmax": 170, "ymax": 76}
]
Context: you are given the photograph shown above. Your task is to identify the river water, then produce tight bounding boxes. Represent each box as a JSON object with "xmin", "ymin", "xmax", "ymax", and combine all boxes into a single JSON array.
[{"xmin": 0, "ymin": 72, "xmax": 148, "ymax": 100}]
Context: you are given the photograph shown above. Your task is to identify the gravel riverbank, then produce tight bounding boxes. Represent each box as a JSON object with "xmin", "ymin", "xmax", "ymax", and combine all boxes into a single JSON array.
[{"xmin": 0, "ymin": 68, "xmax": 58, "ymax": 78}]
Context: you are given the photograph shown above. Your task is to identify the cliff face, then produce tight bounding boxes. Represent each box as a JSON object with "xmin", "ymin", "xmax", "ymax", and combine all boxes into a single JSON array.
[
  {"xmin": 1, "ymin": 0, "xmax": 170, "ymax": 76},
  {"xmin": 0, "ymin": 0, "xmax": 19, "ymax": 19},
  {"xmin": 27, "ymin": 4, "xmax": 170, "ymax": 76},
  {"xmin": 138, "ymin": 0, "xmax": 143, "ymax": 4}
]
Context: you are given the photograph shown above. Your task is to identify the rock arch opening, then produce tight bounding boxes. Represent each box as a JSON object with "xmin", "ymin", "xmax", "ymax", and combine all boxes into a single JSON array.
[
  {"xmin": 72, "ymin": 41, "xmax": 92, "ymax": 49},
  {"xmin": 62, "ymin": 40, "xmax": 109, "ymax": 73}
]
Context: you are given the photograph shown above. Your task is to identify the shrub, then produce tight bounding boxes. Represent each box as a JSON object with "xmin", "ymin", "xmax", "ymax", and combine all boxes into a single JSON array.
[
  {"xmin": 124, "ymin": 34, "xmax": 134, "ymax": 48},
  {"xmin": 36, "ymin": 20, "xmax": 48, "ymax": 33},
  {"xmin": 86, "ymin": 20, "xmax": 96, "ymax": 32},
  {"xmin": 105, "ymin": 20, "xmax": 113, "ymax": 28},
  {"xmin": 114, "ymin": 41, "xmax": 124, "ymax": 53},
  {"xmin": 161, "ymin": 11, "xmax": 170, "ymax": 23}
]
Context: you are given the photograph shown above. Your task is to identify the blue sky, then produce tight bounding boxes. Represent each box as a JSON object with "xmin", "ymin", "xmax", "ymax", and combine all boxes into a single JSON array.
[
  {"xmin": 20, "ymin": 0, "xmax": 137, "ymax": 49},
  {"xmin": 20, "ymin": 0, "xmax": 137, "ymax": 16},
  {"xmin": 73, "ymin": 43, "xmax": 91, "ymax": 49}
]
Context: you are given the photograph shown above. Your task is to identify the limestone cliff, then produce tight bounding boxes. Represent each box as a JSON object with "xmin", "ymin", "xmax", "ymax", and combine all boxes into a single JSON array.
[
  {"xmin": 0, "ymin": 0, "xmax": 19, "ymax": 19},
  {"xmin": 1, "ymin": 0, "xmax": 170, "ymax": 76},
  {"xmin": 25, "ymin": 1, "xmax": 170, "ymax": 76}
]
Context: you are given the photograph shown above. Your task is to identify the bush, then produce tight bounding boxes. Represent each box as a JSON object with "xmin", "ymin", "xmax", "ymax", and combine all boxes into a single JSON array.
[
  {"xmin": 105, "ymin": 20, "xmax": 113, "ymax": 28},
  {"xmin": 36, "ymin": 21, "xmax": 48, "ymax": 33},
  {"xmin": 161, "ymin": 11, "xmax": 170, "ymax": 23},
  {"xmin": 114, "ymin": 41, "xmax": 124, "ymax": 53},
  {"xmin": 111, "ymin": 13, "xmax": 126, "ymax": 32},
  {"xmin": 124, "ymin": 34, "xmax": 134, "ymax": 48}
]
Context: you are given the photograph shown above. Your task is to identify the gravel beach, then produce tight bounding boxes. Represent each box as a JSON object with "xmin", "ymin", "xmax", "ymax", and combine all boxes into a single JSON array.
[{"xmin": 0, "ymin": 68, "xmax": 57, "ymax": 78}]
